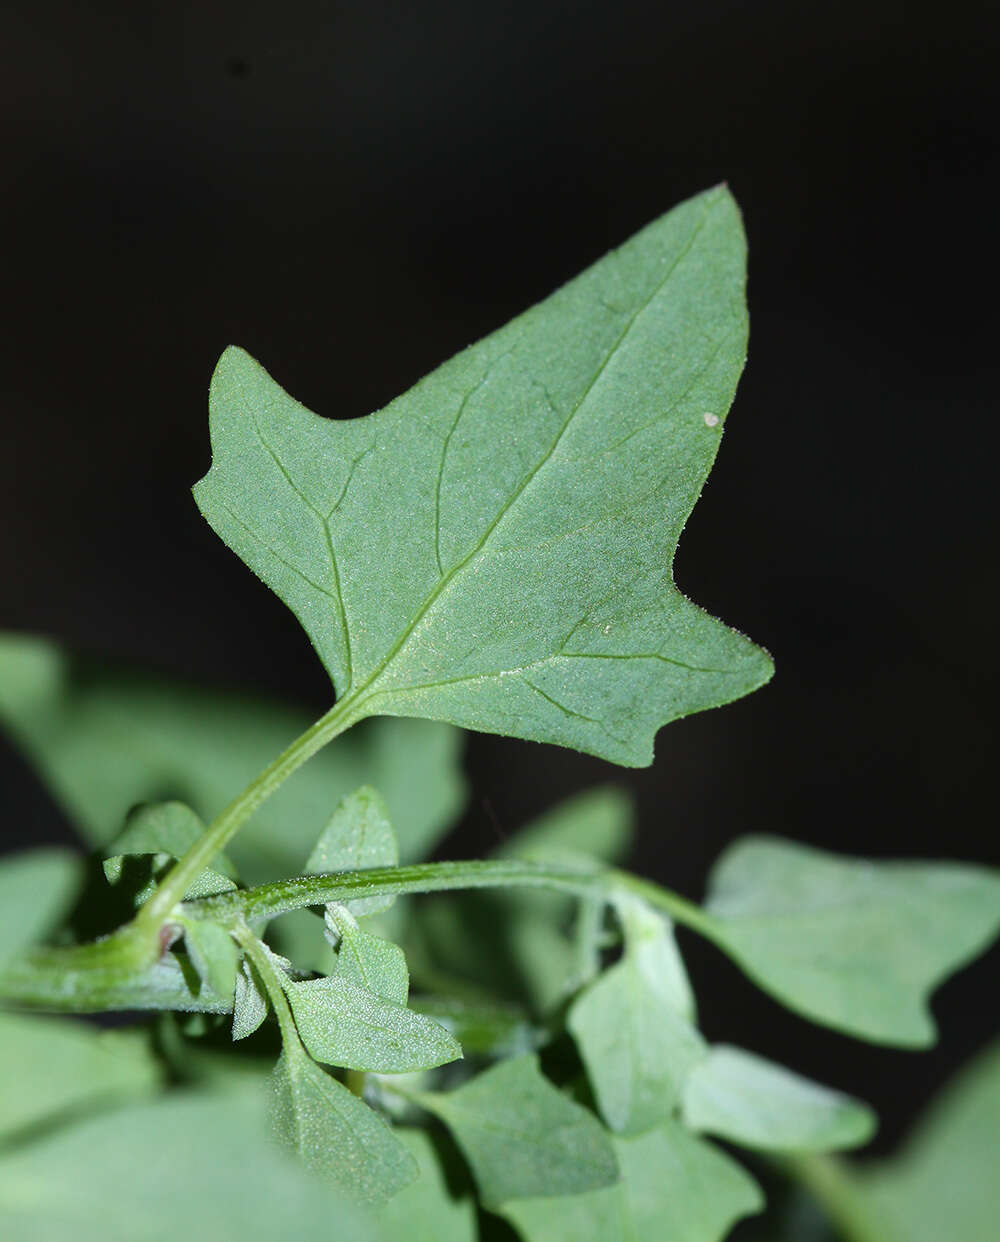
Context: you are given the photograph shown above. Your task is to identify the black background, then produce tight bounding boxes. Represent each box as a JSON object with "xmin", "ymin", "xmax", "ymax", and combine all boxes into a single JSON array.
[{"xmin": 2, "ymin": 1, "xmax": 998, "ymax": 1152}]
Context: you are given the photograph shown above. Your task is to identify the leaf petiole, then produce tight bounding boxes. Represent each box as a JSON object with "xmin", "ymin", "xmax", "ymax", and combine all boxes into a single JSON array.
[
  {"xmin": 184, "ymin": 857, "xmax": 714, "ymax": 944},
  {"xmin": 233, "ymin": 923, "xmax": 298, "ymax": 1046},
  {"xmin": 136, "ymin": 694, "xmax": 367, "ymax": 934},
  {"xmin": 188, "ymin": 859, "xmax": 609, "ymax": 923}
]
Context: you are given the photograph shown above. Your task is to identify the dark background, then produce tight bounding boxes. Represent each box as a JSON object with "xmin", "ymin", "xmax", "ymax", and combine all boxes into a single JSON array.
[{"xmin": 2, "ymin": 1, "xmax": 997, "ymax": 1152}]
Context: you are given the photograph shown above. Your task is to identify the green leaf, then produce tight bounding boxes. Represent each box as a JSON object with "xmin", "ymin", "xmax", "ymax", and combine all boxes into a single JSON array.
[
  {"xmin": 283, "ymin": 974, "xmax": 461, "ymax": 1073},
  {"xmin": 682, "ymin": 1044, "xmax": 876, "ymax": 1152},
  {"xmin": 376, "ymin": 1129, "xmax": 478, "ymax": 1242},
  {"xmin": 0, "ymin": 848, "xmax": 82, "ymax": 968},
  {"xmin": 500, "ymin": 1119, "xmax": 763, "ymax": 1242},
  {"xmin": 194, "ymin": 186, "xmax": 771, "ymax": 767},
  {"xmin": 307, "ymin": 786, "xmax": 398, "ymax": 916},
  {"xmin": 568, "ymin": 898, "xmax": 705, "ymax": 1133},
  {"xmin": 232, "ymin": 959, "xmax": 268, "ymax": 1039},
  {"xmin": 180, "ymin": 919, "xmax": 240, "ymax": 1002},
  {"xmin": 271, "ymin": 1041, "xmax": 417, "ymax": 1204},
  {"xmin": 0, "ymin": 1088, "xmax": 377, "ymax": 1241},
  {"xmin": 850, "ymin": 1039, "xmax": 1000, "ymax": 1242},
  {"xmin": 0, "ymin": 632, "xmax": 465, "ymax": 877},
  {"xmin": 0, "ymin": 1013, "xmax": 160, "ymax": 1142},
  {"xmin": 415, "ymin": 1053, "xmax": 618, "ymax": 1206},
  {"xmin": 329, "ymin": 906, "xmax": 409, "ymax": 1004},
  {"xmin": 699, "ymin": 836, "xmax": 1000, "ymax": 1046},
  {"xmin": 102, "ymin": 801, "xmax": 237, "ymax": 902}
]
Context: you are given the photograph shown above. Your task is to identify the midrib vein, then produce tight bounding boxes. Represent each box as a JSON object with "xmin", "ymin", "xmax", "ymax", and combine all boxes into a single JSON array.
[{"xmin": 352, "ymin": 199, "xmax": 717, "ymax": 700}]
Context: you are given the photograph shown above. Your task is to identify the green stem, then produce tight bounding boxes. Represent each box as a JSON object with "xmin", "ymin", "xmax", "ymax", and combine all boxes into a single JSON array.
[
  {"xmin": 187, "ymin": 858, "xmax": 719, "ymax": 945},
  {"xmin": 780, "ymin": 1153, "xmax": 891, "ymax": 1242},
  {"xmin": 609, "ymin": 869, "xmax": 719, "ymax": 939},
  {"xmin": 189, "ymin": 859, "xmax": 610, "ymax": 923},
  {"xmin": 2, "ymin": 856, "xmax": 716, "ymax": 1013},
  {"xmin": 137, "ymin": 695, "xmax": 365, "ymax": 932},
  {"xmin": 0, "ymin": 924, "xmax": 159, "ymax": 1011},
  {"xmin": 235, "ymin": 925, "xmax": 298, "ymax": 1047}
]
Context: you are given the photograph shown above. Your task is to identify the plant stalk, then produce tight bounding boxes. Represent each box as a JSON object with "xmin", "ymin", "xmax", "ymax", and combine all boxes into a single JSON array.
[
  {"xmin": 190, "ymin": 859, "xmax": 610, "ymax": 923},
  {"xmin": 137, "ymin": 695, "xmax": 365, "ymax": 933}
]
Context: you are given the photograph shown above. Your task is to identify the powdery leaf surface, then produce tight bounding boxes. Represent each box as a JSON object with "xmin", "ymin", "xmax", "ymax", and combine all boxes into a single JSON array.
[{"xmin": 195, "ymin": 187, "xmax": 771, "ymax": 766}]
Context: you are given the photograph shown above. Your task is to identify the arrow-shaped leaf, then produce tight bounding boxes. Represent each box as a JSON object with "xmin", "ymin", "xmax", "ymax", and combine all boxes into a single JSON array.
[
  {"xmin": 194, "ymin": 187, "xmax": 771, "ymax": 766},
  {"xmin": 699, "ymin": 836, "xmax": 1000, "ymax": 1046}
]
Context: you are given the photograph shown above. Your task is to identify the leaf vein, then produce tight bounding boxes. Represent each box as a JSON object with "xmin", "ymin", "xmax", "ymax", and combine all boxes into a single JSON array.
[
  {"xmin": 434, "ymin": 348, "xmax": 517, "ymax": 575},
  {"xmin": 217, "ymin": 501, "xmax": 338, "ymax": 603},
  {"xmin": 359, "ymin": 198, "xmax": 718, "ymax": 692},
  {"xmin": 249, "ymin": 414, "xmax": 354, "ymax": 691}
]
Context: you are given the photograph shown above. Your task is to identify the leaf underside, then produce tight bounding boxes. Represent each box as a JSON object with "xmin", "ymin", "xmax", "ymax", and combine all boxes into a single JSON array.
[
  {"xmin": 681, "ymin": 1043, "xmax": 876, "ymax": 1152},
  {"xmin": 701, "ymin": 836, "xmax": 1000, "ymax": 1046},
  {"xmin": 416, "ymin": 1054, "xmax": 618, "ymax": 1207},
  {"xmin": 195, "ymin": 186, "xmax": 772, "ymax": 766}
]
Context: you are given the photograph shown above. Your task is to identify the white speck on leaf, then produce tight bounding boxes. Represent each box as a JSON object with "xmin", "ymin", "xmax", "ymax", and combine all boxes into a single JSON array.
[{"xmin": 703, "ymin": 413, "xmax": 720, "ymax": 427}]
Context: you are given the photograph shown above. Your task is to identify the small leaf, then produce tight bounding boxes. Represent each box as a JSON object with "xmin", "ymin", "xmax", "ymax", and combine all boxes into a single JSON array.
[
  {"xmin": 102, "ymin": 801, "xmax": 237, "ymax": 906},
  {"xmin": 180, "ymin": 919, "xmax": 240, "ymax": 1002},
  {"xmin": 501, "ymin": 1119, "xmax": 762, "ymax": 1242},
  {"xmin": 194, "ymin": 187, "xmax": 772, "ymax": 767},
  {"xmin": 232, "ymin": 959, "xmax": 268, "ymax": 1040},
  {"xmin": 103, "ymin": 801, "xmax": 237, "ymax": 883},
  {"xmin": 0, "ymin": 632, "xmax": 465, "ymax": 879},
  {"xmin": 271, "ymin": 1041, "xmax": 417, "ymax": 1204},
  {"xmin": 0, "ymin": 1087, "xmax": 377, "ymax": 1241},
  {"xmin": 0, "ymin": 1013, "xmax": 161, "ymax": 1142},
  {"xmin": 682, "ymin": 1044, "xmax": 876, "ymax": 1152},
  {"xmin": 416, "ymin": 1053, "xmax": 618, "ymax": 1206},
  {"xmin": 328, "ymin": 906, "xmax": 409, "ymax": 1004},
  {"xmin": 0, "ymin": 848, "xmax": 82, "ymax": 968},
  {"xmin": 377, "ymin": 1128, "xmax": 478, "ymax": 1242},
  {"xmin": 306, "ymin": 786, "xmax": 398, "ymax": 916},
  {"xmin": 568, "ymin": 897, "xmax": 704, "ymax": 1133},
  {"xmin": 283, "ymin": 974, "xmax": 461, "ymax": 1073},
  {"xmin": 700, "ymin": 836, "xmax": 1000, "ymax": 1046}
]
